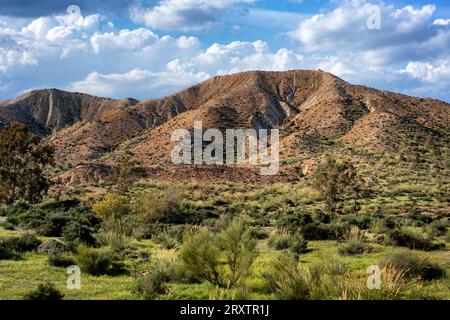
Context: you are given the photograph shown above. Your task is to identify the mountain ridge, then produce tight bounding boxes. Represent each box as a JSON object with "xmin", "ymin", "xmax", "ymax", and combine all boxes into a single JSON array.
[{"xmin": 0, "ymin": 70, "xmax": 449, "ymax": 185}]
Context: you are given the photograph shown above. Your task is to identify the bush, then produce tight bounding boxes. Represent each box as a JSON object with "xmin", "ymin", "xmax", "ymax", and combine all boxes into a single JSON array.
[
  {"xmin": 381, "ymin": 216, "xmax": 403, "ymax": 229},
  {"xmin": 0, "ymin": 233, "xmax": 41, "ymax": 254},
  {"xmin": 180, "ymin": 218, "xmax": 256, "ymax": 289},
  {"xmin": 262, "ymin": 254, "xmax": 347, "ymax": 300},
  {"xmin": 135, "ymin": 263, "xmax": 170, "ymax": 299},
  {"xmin": 92, "ymin": 193, "xmax": 130, "ymax": 222},
  {"xmin": 131, "ymin": 188, "xmax": 181, "ymax": 224},
  {"xmin": 407, "ymin": 210, "xmax": 433, "ymax": 226},
  {"xmin": 23, "ymin": 282, "xmax": 64, "ymax": 300},
  {"xmin": 341, "ymin": 215, "xmax": 374, "ymax": 230},
  {"xmin": 426, "ymin": 220, "xmax": 449, "ymax": 237},
  {"xmin": 381, "ymin": 250, "xmax": 446, "ymax": 281},
  {"xmin": 328, "ymin": 222, "xmax": 352, "ymax": 240},
  {"xmin": 268, "ymin": 233, "xmax": 308, "ymax": 255},
  {"xmin": 153, "ymin": 233, "xmax": 178, "ymax": 250},
  {"xmin": 387, "ymin": 228, "xmax": 443, "ymax": 251},
  {"xmin": 62, "ymin": 221, "xmax": 97, "ymax": 246},
  {"xmin": 268, "ymin": 234, "xmax": 291, "ymax": 250},
  {"xmin": 263, "ymin": 254, "xmax": 311, "ymax": 300},
  {"xmin": 38, "ymin": 211, "xmax": 70, "ymax": 237},
  {"xmin": 313, "ymin": 211, "xmax": 332, "ymax": 224},
  {"xmin": 338, "ymin": 238, "xmax": 373, "ymax": 256},
  {"xmin": 0, "ymin": 221, "xmax": 14, "ymax": 230},
  {"xmin": 301, "ymin": 223, "xmax": 331, "ymax": 240},
  {"xmin": 0, "ymin": 244, "xmax": 16, "ymax": 260},
  {"xmin": 96, "ymin": 230, "xmax": 129, "ymax": 252},
  {"xmin": 250, "ymin": 226, "xmax": 269, "ymax": 239},
  {"xmin": 74, "ymin": 245, "xmax": 126, "ymax": 276},
  {"xmin": 5, "ymin": 201, "xmax": 101, "ymax": 239},
  {"xmin": 47, "ymin": 252, "xmax": 75, "ymax": 268},
  {"xmin": 263, "ymin": 253, "xmax": 417, "ymax": 300},
  {"xmin": 289, "ymin": 234, "xmax": 309, "ymax": 255},
  {"xmin": 276, "ymin": 212, "xmax": 313, "ymax": 231}
]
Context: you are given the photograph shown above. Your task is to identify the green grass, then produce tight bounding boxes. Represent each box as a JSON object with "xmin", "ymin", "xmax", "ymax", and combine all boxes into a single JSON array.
[
  {"xmin": 1, "ymin": 161, "xmax": 449, "ymax": 300},
  {"xmin": 2, "ymin": 229, "xmax": 448, "ymax": 300}
]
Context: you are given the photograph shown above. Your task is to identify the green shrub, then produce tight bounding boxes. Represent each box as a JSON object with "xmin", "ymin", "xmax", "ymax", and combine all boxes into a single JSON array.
[
  {"xmin": 301, "ymin": 223, "xmax": 331, "ymax": 240},
  {"xmin": 313, "ymin": 211, "xmax": 332, "ymax": 224},
  {"xmin": 92, "ymin": 193, "xmax": 130, "ymax": 221},
  {"xmin": 263, "ymin": 254, "xmax": 311, "ymax": 300},
  {"xmin": 37, "ymin": 211, "xmax": 70, "ymax": 236},
  {"xmin": 426, "ymin": 220, "xmax": 449, "ymax": 237},
  {"xmin": 180, "ymin": 218, "xmax": 256, "ymax": 289},
  {"xmin": 341, "ymin": 215, "xmax": 374, "ymax": 230},
  {"xmin": 135, "ymin": 263, "xmax": 170, "ymax": 299},
  {"xmin": 62, "ymin": 221, "xmax": 97, "ymax": 246},
  {"xmin": 387, "ymin": 228, "xmax": 443, "ymax": 251},
  {"xmin": 153, "ymin": 233, "xmax": 178, "ymax": 250},
  {"xmin": 5, "ymin": 200, "xmax": 101, "ymax": 240},
  {"xmin": 268, "ymin": 233, "xmax": 308, "ymax": 255},
  {"xmin": 0, "ymin": 221, "xmax": 14, "ymax": 230},
  {"xmin": 47, "ymin": 252, "xmax": 75, "ymax": 268},
  {"xmin": 338, "ymin": 238, "xmax": 374, "ymax": 256},
  {"xmin": 262, "ymin": 253, "xmax": 415, "ymax": 300},
  {"xmin": 276, "ymin": 212, "xmax": 313, "ymax": 231},
  {"xmin": 381, "ymin": 250, "xmax": 446, "ymax": 281},
  {"xmin": 289, "ymin": 234, "xmax": 309, "ymax": 255},
  {"xmin": 382, "ymin": 216, "xmax": 402, "ymax": 229},
  {"xmin": 0, "ymin": 233, "xmax": 41, "ymax": 253},
  {"xmin": 169, "ymin": 261, "xmax": 201, "ymax": 284},
  {"xmin": 407, "ymin": 210, "xmax": 433, "ymax": 226},
  {"xmin": 268, "ymin": 234, "xmax": 291, "ymax": 250},
  {"xmin": 250, "ymin": 226, "xmax": 269, "ymax": 239},
  {"xmin": 131, "ymin": 188, "xmax": 181, "ymax": 224},
  {"xmin": 96, "ymin": 230, "xmax": 129, "ymax": 252},
  {"xmin": 0, "ymin": 244, "xmax": 16, "ymax": 260},
  {"xmin": 328, "ymin": 222, "xmax": 352, "ymax": 240},
  {"xmin": 23, "ymin": 282, "xmax": 64, "ymax": 300},
  {"xmin": 74, "ymin": 245, "xmax": 126, "ymax": 276}
]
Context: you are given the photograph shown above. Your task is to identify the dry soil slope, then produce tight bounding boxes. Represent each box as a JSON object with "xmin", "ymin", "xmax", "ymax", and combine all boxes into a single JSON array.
[{"xmin": 0, "ymin": 89, "xmax": 138, "ymax": 135}]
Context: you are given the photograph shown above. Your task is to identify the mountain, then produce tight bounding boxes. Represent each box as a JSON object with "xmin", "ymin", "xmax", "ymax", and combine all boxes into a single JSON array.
[
  {"xmin": 0, "ymin": 89, "xmax": 139, "ymax": 135},
  {"xmin": 0, "ymin": 70, "xmax": 449, "ymax": 185}
]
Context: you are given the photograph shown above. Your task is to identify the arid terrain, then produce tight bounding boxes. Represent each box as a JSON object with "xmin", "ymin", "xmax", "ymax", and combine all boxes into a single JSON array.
[
  {"xmin": 0, "ymin": 70, "xmax": 449, "ymax": 300},
  {"xmin": 1, "ymin": 70, "xmax": 449, "ymax": 187}
]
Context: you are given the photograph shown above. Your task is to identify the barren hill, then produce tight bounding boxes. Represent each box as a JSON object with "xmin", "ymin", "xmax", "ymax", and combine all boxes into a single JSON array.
[
  {"xmin": 0, "ymin": 70, "xmax": 449, "ymax": 185},
  {"xmin": 0, "ymin": 89, "xmax": 139, "ymax": 135}
]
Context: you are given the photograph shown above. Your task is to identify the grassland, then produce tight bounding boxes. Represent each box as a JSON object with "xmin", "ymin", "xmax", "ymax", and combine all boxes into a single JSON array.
[{"xmin": 1, "ymin": 174, "xmax": 449, "ymax": 300}]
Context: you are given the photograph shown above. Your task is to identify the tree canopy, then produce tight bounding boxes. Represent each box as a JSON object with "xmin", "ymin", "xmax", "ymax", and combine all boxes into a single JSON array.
[{"xmin": 0, "ymin": 124, "xmax": 54, "ymax": 204}]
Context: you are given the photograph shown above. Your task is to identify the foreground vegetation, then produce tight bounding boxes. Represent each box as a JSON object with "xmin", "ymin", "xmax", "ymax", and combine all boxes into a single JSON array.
[
  {"xmin": 0, "ymin": 178, "xmax": 448, "ymax": 300},
  {"xmin": 0, "ymin": 124, "xmax": 448, "ymax": 300}
]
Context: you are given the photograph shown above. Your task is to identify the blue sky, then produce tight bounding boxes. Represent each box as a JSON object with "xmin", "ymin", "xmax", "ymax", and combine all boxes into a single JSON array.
[{"xmin": 1, "ymin": 0, "xmax": 450, "ymax": 101}]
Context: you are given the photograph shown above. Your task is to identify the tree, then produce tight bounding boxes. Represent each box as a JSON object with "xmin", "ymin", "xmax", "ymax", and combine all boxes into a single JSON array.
[
  {"xmin": 0, "ymin": 124, "xmax": 54, "ymax": 204},
  {"xmin": 311, "ymin": 156, "xmax": 358, "ymax": 214},
  {"xmin": 113, "ymin": 152, "xmax": 145, "ymax": 193}
]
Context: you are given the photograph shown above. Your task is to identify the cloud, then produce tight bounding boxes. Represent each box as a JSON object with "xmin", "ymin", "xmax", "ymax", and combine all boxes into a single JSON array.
[
  {"xmin": 434, "ymin": 19, "xmax": 450, "ymax": 26},
  {"xmin": 0, "ymin": 0, "xmax": 132, "ymax": 17},
  {"xmin": 289, "ymin": 0, "xmax": 448, "ymax": 65},
  {"xmin": 190, "ymin": 40, "xmax": 305, "ymax": 74},
  {"xmin": 401, "ymin": 59, "xmax": 450, "ymax": 82},
  {"xmin": 1, "ymin": 0, "xmax": 450, "ymax": 102},
  {"xmin": 68, "ymin": 68, "xmax": 209, "ymax": 98},
  {"xmin": 90, "ymin": 28, "xmax": 158, "ymax": 53},
  {"xmin": 0, "ymin": 10, "xmax": 204, "ymax": 99},
  {"xmin": 130, "ymin": 0, "xmax": 255, "ymax": 31},
  {"xmin": 67, "ymin": 39, "xmax": 308, "ymax": 98}
]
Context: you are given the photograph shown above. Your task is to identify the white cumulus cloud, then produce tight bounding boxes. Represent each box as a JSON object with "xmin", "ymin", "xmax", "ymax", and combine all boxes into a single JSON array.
[{"xmin": 130, "ymin": 0, "xmax": 255, "ymax": 31}]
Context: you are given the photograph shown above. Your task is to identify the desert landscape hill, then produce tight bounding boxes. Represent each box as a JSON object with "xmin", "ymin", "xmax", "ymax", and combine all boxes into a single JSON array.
[{"xmin": 0, "ymin": 70, "xmax": 449, "ymax": 185}]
